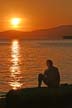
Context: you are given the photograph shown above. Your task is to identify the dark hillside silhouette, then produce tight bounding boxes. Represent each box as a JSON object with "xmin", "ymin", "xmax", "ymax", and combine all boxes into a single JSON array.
[{"xmin": 0, "ymin": 25, "xmax": 72, "ymax": 40}]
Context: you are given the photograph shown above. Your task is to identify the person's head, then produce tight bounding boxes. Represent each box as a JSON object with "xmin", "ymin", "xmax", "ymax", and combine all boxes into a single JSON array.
[{"xmin": 46, "ymin": 60, "xmax": 53, "ymax": 68}]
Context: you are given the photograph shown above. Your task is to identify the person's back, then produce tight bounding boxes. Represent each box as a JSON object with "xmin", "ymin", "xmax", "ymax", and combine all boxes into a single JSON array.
[
  {"xmin": 44, "ymin": 66, "xmax": 60, "ymax": 87},
  {"xmin": 38, "ymin": 60, "xmax": 60, "ymax": 87}
]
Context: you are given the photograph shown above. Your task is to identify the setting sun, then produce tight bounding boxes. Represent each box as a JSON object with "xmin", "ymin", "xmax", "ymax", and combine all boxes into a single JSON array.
[{"xmin": 11, "ymin": 18, "xmax": 21, "ymax": 28}]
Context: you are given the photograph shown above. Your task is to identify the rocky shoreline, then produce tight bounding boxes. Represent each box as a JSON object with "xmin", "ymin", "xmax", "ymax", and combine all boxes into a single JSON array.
[{"xmin": 0, "ymin": 84, "xmax": 72, "ymax": 108}]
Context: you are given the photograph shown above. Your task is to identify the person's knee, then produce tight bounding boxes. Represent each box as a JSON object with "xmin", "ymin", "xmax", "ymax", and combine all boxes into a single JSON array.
[
  {"xmin": 38, "ymin": 74, "xmax": 43, "ymax": 80},
  {"xmin": 39, "ymin": 73, "xmax": 43, "ymax": 78}
]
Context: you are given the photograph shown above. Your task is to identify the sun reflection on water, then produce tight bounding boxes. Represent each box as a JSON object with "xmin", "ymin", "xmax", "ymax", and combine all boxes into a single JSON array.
[{"xmin": 10, "ymin": 40, "xmax": 22, "ymax": 90}]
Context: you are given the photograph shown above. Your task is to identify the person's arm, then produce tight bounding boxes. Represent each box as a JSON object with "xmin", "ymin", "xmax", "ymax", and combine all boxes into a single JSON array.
[{"xmin": 44, "ymin": 69, "xmax": 48, "ymax": 78}]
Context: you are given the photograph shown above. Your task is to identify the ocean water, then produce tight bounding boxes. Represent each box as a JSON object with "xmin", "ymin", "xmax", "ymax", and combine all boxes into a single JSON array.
[{"xmin": 0, "ymin": 39, "xmax": 72, "ymax": 97}]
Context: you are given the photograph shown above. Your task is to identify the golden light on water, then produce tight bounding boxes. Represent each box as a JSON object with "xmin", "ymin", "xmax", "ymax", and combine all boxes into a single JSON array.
[{"xmin": 10, "ymin": 40, "xmax": 22, "ymax": 90}]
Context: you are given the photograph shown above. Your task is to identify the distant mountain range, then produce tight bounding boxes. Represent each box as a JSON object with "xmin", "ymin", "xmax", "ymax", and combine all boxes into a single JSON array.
[{"xmin": 0, "ymin": 25, "xmax": 72, "ymax": 40}]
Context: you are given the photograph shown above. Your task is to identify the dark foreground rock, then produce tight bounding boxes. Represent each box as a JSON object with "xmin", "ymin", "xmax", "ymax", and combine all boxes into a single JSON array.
[
  {"xmin": 6, "ymin": 85, "xmax": 72, "ymax": 108},
  {"xmin": 0, "ymin": 98, "xmax": 6, "ymax": 108}
]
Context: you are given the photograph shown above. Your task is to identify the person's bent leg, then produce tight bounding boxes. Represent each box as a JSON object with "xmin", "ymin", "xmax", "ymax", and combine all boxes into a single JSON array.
[
  {"xmin": 38, "ymin": 74, "xmax": 44, "ymax": 87},
  {"xmin": 43, "ymin": 77, "xmax": 49, "ymax": 87}
]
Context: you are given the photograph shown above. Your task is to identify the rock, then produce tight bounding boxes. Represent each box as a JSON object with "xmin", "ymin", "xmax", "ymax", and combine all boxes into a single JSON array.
[{"xmin": 6, "ymin": 85, "xmax": 72, "ymax": 108}]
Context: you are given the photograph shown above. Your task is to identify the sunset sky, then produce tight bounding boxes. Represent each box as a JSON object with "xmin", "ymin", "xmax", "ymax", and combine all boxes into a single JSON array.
[{"xmin": 0, "ymin": 0, "xmax": 72, "ymax": 31}]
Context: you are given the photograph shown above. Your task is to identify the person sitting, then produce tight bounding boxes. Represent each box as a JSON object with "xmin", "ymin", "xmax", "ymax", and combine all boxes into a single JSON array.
[{"xmin": 38, "ymin": 60, "xmax": 60, "ymax": 87}]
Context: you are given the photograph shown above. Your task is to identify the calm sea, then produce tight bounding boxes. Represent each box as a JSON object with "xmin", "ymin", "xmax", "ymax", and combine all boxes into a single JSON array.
[{"xmin": 0, "ymin": 39, "xmax": 72, "ymax": 97}]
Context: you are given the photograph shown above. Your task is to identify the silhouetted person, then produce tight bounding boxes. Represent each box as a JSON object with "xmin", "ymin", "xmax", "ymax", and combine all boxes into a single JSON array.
[{"xmin": 38, "ymin": 60, "xmax": 60, "ymax": 87}]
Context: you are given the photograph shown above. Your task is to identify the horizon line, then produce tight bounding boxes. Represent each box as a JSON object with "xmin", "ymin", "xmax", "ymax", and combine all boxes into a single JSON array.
[{"xmin": 1, "ymin": 24, "xmax": 72, "ymax": 33}]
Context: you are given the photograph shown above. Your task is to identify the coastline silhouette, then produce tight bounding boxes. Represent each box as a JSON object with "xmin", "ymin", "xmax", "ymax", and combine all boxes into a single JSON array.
[{"xmin": 38, "ymin": 60, "xmax": 60, "ymax": 87}]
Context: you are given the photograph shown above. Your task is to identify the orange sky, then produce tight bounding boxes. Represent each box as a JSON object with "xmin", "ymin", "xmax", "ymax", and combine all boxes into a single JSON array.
[{"xmin": 0, "ymin": 0, "xmax": 72, "ymax": 31}]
